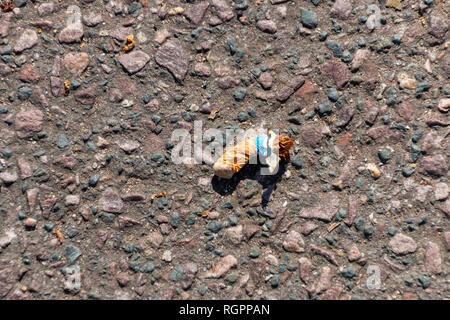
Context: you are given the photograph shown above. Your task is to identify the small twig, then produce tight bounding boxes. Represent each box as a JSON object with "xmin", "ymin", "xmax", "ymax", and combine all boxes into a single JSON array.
[{"xmin": 327, "ymin": 222, "xmax": 341, "ymax": 233}]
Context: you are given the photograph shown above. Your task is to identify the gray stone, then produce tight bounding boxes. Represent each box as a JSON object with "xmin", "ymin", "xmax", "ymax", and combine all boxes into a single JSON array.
[
  {"xmin": 326, "ymin": 40, "xmax": 344, "ymax": 57},
  {"xmin": 256, "ymin": 20, "xmax": 277, "ymax": 34},
  {"xmin": 300, "ymin": 8, "xmax": 317, "ymax": 29},
  {"xmin": 98, "ymin": 188, "xmax": 124, "ymax": 214},
  {"xmin": 292, "ymin": 154, "xmax": 303, "ymax": 169},
  {"xmin": 341, "ymin": 266, "xmax": 356, "ymax": 279},
  {"xmin": 233, "ymin": 87, "xmax": 247, "ymax": 101},
  {"xmin": 65, "ymin": 245, "xmax": 82, "ymax": 265},
  {"xmin": 57, "ymin": 135, "xmax": 70, "ymax": 149},
  {"xmin": 378, "ymin": 149, "xmax": 390, "ymax": 164}
]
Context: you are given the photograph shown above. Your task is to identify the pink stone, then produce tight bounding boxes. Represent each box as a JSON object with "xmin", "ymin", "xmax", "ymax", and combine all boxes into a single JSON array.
[
  {"xmin": 98, "ymin": 188, "xmax": 124, "ymax": 214},
  {"xmin": 299, "ymin": 193, "xmax": 340, "ymax": 222},
  {"xmin": 348, "ymin": 244, "xmax": 362, "ymax": 262},
  {"xmin": 424, "ymin": 242, "xmax": 442, "ymax": 274},
  {"xmin": 282, "ymin": 230, "xmax": 305, "ymax": 253},
  {"xmin": 14, "ymin": 107, "xmax": 44, "ymax": 137},
  {"xmin": 64, "ymin": 52, "xmax": 89, "ymax": 76},
  {"xmin": 389, "ymin": 233, "xmax": 417, "ymax": 255}
]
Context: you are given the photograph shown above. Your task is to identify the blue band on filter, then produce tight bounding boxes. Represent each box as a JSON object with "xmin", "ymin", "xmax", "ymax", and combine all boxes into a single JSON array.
[{"xmin": 256, "ymin": 135, "xmax": 271, "ymax": 156}]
